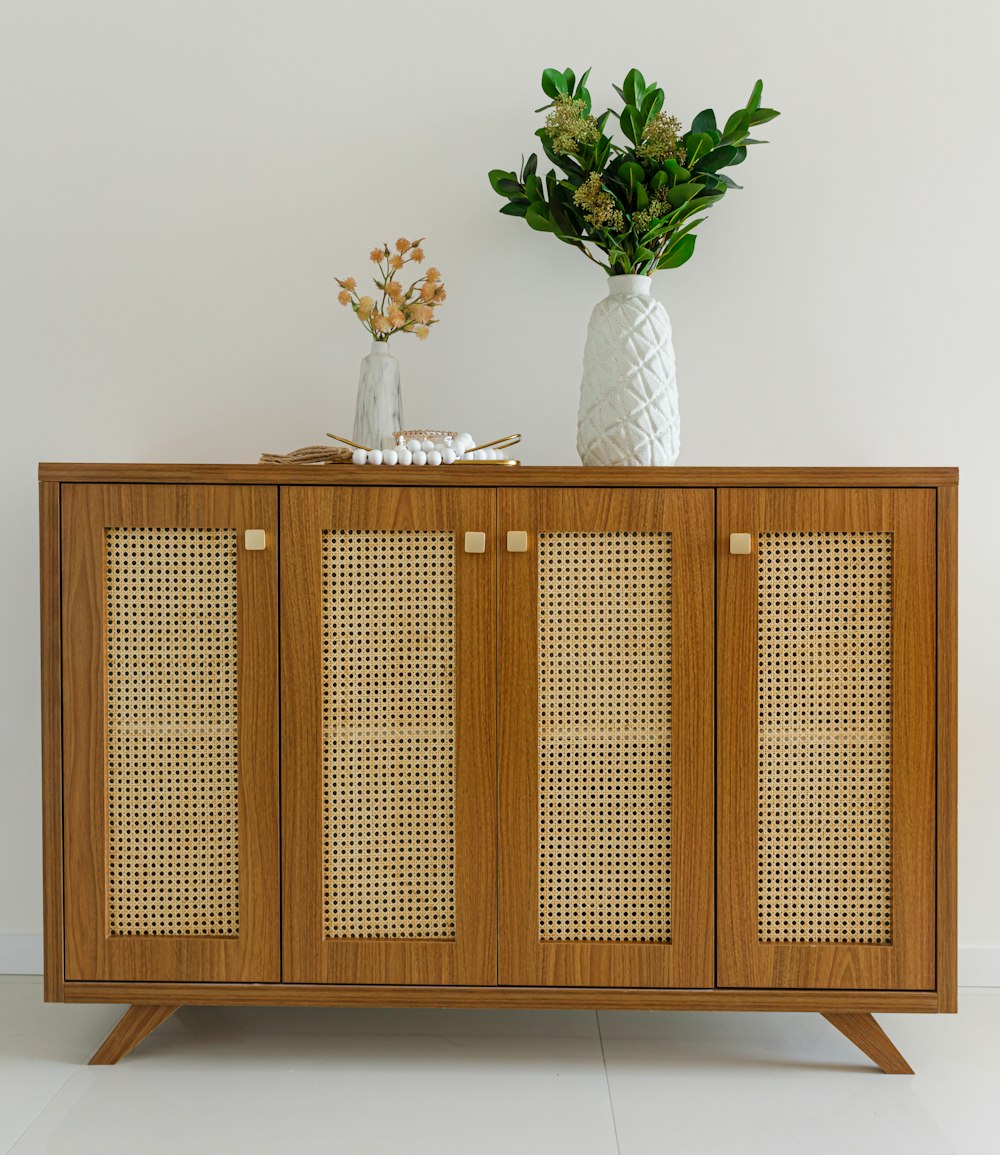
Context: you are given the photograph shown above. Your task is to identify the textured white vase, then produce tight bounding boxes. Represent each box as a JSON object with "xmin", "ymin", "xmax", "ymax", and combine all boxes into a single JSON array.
[
  {"xmin": 577, "ymin": 274, "xmax": 679, "ymax": 466},
  {"xmin": 353, "ymin": 341, "xmax": 403, "ymax": 450}
]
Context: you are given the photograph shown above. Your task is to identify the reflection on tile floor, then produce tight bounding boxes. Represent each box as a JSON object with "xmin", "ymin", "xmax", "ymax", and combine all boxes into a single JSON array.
[{"xmin": 1, "ymin": 977, "xmax": 998, "ymax": 1155}]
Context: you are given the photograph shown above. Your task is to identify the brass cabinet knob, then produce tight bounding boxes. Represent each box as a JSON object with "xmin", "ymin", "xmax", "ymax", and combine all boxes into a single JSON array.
[
  {"xmin": 729, "ymin": 532, "xmax": 752, "ymax": 555},
  {"xmin": 464, "ymin": 531, "xmax": 486, "ymax": 554},
  {"xmin": 506, "ymin": 531, "xmax": 529, "ymax": 553},
  {"xmin": 244, "ymin": 530, "xmax": 267, "ymax": 551}
]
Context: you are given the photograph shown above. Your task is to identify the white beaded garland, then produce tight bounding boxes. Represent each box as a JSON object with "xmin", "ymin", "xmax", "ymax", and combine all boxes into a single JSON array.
[
  {"xmin": 367, "ymin": 449, "xmax": 383, "ymax": 465},
  {"xmin": 412, "ymin": 450, "xmax": 427, "ymax": 466},
  {"xmin": 427, "ymin": 450, "xmax": 442, "ymax": 465},
  {"xmin": 397, "ymin": 447, "xmax": 413, "ymax": 465},
  {"xmin": 383, "ymin": 449, "xmax": 398, "ymax": 465},
  {"xmin": 352, "ymin": 448, "xmax": 368, "ymax": 465}
]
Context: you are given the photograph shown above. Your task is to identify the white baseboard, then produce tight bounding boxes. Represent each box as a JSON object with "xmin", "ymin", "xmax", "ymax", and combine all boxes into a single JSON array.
[
  {"xmin": 2, "ymin": 934, "xmax": 998, "ymax": 986},
  {"xmin": 957, "ymin": 947, "xmax": 1000, "ymax": 987},
  {"xmin": 0, "ymin": 934, "xmax": 44, "ymax": 975}
]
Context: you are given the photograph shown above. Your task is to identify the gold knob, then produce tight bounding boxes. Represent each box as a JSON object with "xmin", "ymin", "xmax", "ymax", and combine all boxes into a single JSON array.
[
  {"xmin": 464, "ymin": 531, "xmax": 486, "ymax": 554},
  {"xmin": 729, "ymin": 533, "xmax": 752, "ymax": 555},
  {"xmin": 244, "ymin": 529, "xmax": 266, "ymax": 551},
  {"xmin": 506, "ymin": 531, "xmax": 529, "ymax": 553}
]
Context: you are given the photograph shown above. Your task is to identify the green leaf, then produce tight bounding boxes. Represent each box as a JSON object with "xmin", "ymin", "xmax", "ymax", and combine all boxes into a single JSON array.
[
  {"xmin": 562, "ymin": 67, "xmax": 575, "ymax": 93},
  {"xmin": 667, "ymin": 181, "xmax": 704, "ymax": 207},
  {"xmin": 691, "ymin": 108, "xmax": 717, "ymax": 135},
  {"xmin": 684, "ymin": 132, "xmax": 713, "ymax": 164},
  {"xmin": 619, "ymin": 160, "xmax": 645, "ymax": 194},
  {"xmin": 499, "ymin": 202, "xmax": 529, "ymax": 217},
  {"xmin": 730, "ymin": 146, "xmax": 748, "ymax": 165},
  {"xmin": 696, "ymin": 144, "xmax": 739, "ymax": 172},
  {"xmin": 649, "ymin": 169, "xmax": 669, "ymax": 192},
  {"xmin": 635, "ymin": 182, "xmax": 649, "ymax": 210},
  {"xmin": 634, "ymin": 245, "xmax": 656, "ymax": 262},
  {"xmin": 640, "ymin": 87, "xmax": 665, "ymax": 125},
  {"xmin": 541, "ymin": 68, "xmax": 568, "ymax": 99},
  {"xmin": 612, "ymin": 83, "xmax": 627, "ymax": 102},
  {"xmin": 488, "ymin": 169, "xmax": 519, "ymax": 196},
  {"xmin": 595, "ymin": 110, "xmax": 613, "ymax": 134},
  {"xmin": 716, "ymin": 173, "xmax": 743, "ymax": 189},
  {"xmin": 575, "ymin": 67, "xmax": 591, "ymax": 95},
  {"xmin": 620, "ymin": 104, "xmax": 644, "ymax": 145},
  {"xmin": 663, "ymin": 159, "xmax": 692, "ymax": 183},
  {"xmin": 722, "ymin": 109, "xmax": 752, "ymax": 142},
  {"xmin": 524, "ymin": 173, "xmax": 544, "ymax": 202},
  {"xmin": 658, "ymin": 234, "xmax": 697, "ymax": 270},
  {"xmin": 746, "ymin": 79, "xmax": 763, "ymax": 114},
  {"xmin": 750, "ymin": 107, "xmax": 781, "ymax": 125},
  {"xmin": 623, "ymin": 68, "xmax": 646, "ymax": 107},
  {"xmin": 522, "ymin": 153, "xmax": 538, "ymax": 179},
  {"xmin": 526, "ymin": 202, "xmax": 556, "ymax": 232}
]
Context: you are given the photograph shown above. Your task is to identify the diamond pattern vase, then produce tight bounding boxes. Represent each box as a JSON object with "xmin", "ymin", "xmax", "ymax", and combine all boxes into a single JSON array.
[{"xmin": 576, "ymin": 275, "xmax": 679, "ymax": 466}]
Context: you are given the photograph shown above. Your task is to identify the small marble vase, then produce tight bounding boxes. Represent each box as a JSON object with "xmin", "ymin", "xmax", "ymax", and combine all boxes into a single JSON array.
[{"xmin": 353, "ymin": 341, "xmax": 403, "ymax": 450}]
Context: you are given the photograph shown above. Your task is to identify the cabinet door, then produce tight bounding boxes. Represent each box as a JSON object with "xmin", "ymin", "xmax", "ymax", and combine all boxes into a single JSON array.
[
  {"xmin": 498, "ymin": 489, "xmax": 714, "ymax": 988},
  {"xmin": 281, "ymin": 487, "xmax": 496, "ymax": 985},
  {"xmin": 62, "ymin": 484, "xmax": 280, "ymax": 982},
  {"xmin": 717, "ymin": 489, "xmax": 936, "ymax": 989}
]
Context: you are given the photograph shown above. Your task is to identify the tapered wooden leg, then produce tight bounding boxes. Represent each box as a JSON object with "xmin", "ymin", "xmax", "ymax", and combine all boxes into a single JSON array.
[
  {"xmin": 89, "ymin": 1004, "xmax": 181, "ymax": 1065},
  {"xmin": 822, "ymin": 1012, "xmax": 914, "ymax": 1074}
]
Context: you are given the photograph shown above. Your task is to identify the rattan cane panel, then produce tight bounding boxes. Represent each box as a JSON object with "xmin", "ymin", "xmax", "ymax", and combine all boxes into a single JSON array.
[
  {"xmin": 322, "ymin": 530, "xmax": 456, "ymax": 941},
  {"xmin": 105, "ymin": 527, "xmax": 239, "ymax": 937},
  {"xmin": 757, "ymin": 531, "xmax": 892, "ymax": 945},
  {"xmin": 537, "ymin": 531, "xmax": 672, "ymax": 943}
]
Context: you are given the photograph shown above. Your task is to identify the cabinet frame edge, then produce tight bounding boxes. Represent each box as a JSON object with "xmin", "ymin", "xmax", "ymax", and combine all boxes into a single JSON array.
[
  {"xmin": 937, "ymin": 485, "xmax": 959, "ymax": 1011},
  {"xmin": 40, "ymin": 481, "xmax": 64, "ymax": 1001},
  {"xmin": 60, "ymin": 981, "xmax": 940, "ymax": 1013}
]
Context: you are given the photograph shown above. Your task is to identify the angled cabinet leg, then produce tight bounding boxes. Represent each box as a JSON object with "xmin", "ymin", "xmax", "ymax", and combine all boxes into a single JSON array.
[
  {"xmin": 821, "ymin": 1012, "xmax": 914, "ymax": 1074},
  {"xmin": 89, "ymin": 1004, "xmax": 181, "ymax": 1065}
]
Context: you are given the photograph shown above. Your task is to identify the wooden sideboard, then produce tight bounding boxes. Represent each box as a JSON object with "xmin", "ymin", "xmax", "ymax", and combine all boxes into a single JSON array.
[{"xmin": 39, "ymin": 465, "xmax": 957, "ymax": 1070}]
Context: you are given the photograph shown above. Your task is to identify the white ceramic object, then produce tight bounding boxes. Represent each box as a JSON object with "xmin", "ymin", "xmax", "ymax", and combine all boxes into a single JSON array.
[
  {"xmin": 577, "ymin": 275, "xmax": 679, "ymax": 467},
  {"xmin": 353, "ymin": 341, "xmax": 403, "ymax": 451}
]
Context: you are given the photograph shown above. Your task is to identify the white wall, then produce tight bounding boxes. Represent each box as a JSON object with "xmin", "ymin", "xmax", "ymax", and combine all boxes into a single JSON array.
[{"xmin": 2, "ymin": 1, "xmax": 997, "ymax": 972}]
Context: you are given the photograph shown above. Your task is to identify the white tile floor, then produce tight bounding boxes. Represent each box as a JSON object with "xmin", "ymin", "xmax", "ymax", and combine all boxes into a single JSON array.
[{"xmin": 1, "ymin": 976, "xmax": 998, "ymax": 1155}]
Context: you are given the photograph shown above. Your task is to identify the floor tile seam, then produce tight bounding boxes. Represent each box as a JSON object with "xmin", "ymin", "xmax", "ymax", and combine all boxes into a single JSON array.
[
  {"xmin": 596, "ymin": 1012, "xmax": 623, "ymax": 1155},
  {"xmin": 3, "ymin": 1065, "xmax": 88, "ymax": 1155}
]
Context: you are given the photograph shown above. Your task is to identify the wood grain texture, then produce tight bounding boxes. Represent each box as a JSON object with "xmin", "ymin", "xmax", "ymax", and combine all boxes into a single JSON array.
[
  {"xmin": 936, "ymin": 485, "xmax": 959, "ymax": 1012},
  {"xmin": 62, "ymin": 981, "xmax": 938, "ymax": 1012},
  {"xmin": 821, "ymin": 1012, "xmax": 914, "ymax": 1074},
  {"xmin": 89, "ymin": 1004, "xmax": 180, "ymax": 1065},
  {"xmin": 281, "ymin": 486, "xmax": 497, "ymax": 985},
  {"xmin": 40, "ymin": 482, "xmax": 64, "ymax": 1002},
  {"xmin": 39, "ymin": 464, "xmax": 959, "ymax": 487},
  {"xmin": 61, "ymin": 484, "xmax": 280, "ymax": 982},
  {"xmin": 717, "ymin": 490, "xmax": 937, "ymax": 991},
  {"xmin": 498, "ymin": 488, "xmax": 714, "ymax": 988}
]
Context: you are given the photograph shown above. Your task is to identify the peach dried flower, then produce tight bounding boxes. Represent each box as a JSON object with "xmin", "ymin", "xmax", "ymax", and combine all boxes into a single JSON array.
[
  {"xmin": 369, "ymin": 247, "xmax": 384, "ymax": 263},
  {"xmin": 395, "ymin": 237, "xmax": 410, "ymax": 252},
  {"xmin": 357, "ymin": 295, "xmax": 374, "ymax": 319},
  {"xmin": 385, "ymin": 280, "xmax": 403, "ymax": 299},
  {"xmin": 410, "ymin": 247, "xmax": 424, "ymax": 262},
  {"xmin": 389, "ymin": 254, "xmax": 404, "ymax": 270},
  {"xmin": 337, "ymin": 289, "xmax": 352, "ymax": 305},
  {"xmin": 388, "ymin": 308, "xmax": 406, "ymax": 327},
  {"xmin": 424, "ymin": 266, "xmax": 441, "ymax": 282},
  {"xmin": 419, "ymin": 281, "xmax": 436, "ymax": 301},
  {"xmin": 415, "ymin": 325, "xmax": 430, "ymax": 340},
  {"xmin": 341, "ymin": 276, "xmax": 357, "ymax": 291}
]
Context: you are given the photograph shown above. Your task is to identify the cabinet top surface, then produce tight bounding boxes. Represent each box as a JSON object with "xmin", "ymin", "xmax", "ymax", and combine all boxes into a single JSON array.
[{"xmin": 38, "ymin": 463, "xmax": 958, "ymax": 486}]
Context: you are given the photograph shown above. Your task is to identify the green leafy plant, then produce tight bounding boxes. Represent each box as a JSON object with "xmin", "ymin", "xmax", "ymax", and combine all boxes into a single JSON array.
[{"xmin": 489, "ymin": 67, "xmax": 779, "ymax": 275}]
